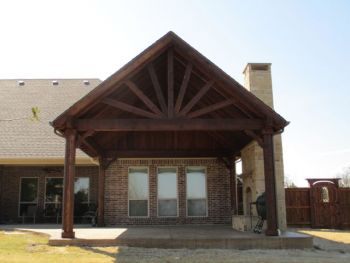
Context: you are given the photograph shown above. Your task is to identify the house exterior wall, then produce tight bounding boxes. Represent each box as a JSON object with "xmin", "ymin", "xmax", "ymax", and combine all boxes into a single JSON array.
[
  {"xmin": 0, "ymin": 165, "xmax": 98, "ymax": 223},
  {"xmin": 104, "ymin": 158, "xmax": 231, "ymax": 225}
]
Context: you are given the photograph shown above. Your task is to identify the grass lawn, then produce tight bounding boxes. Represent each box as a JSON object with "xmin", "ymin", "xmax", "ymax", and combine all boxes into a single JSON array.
[
  {"xmin": 0, "ymin": 231, "xmax": 117, "ymax": 263},
  {"xmin": 298, "ymin": 229, "xmax": 350, "ymax": 244}
]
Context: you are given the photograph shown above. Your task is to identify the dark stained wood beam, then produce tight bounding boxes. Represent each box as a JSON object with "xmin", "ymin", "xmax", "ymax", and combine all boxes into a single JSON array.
[
  {"xmin": 97, "ymin": 156, "xmax": 116, "ymax": 227},
  {"xmin": 89, "ymin": 106, "xmax": 111, "ymax": 120},
  {"xmin": 78, "ymin": 137, "xmax": 100, "ymax": 157},
  {"xmin": 167, "ymin": 48, "xmax": 174, "ymax": 118},
  {"xmin": 75, "ymin": 118, "xmax": 264, "ymax": 131},
  {"xmin": 175, "ymin": 63, "xmax": 192, "ymax": 114},
  {"xmin": 179, "ymin": 80, "xmax": 214, "ymax": 116},
  {"xmin": 147, "ymin": 63, "xmax": 167, "ymax": 114},
  {"xmin": 172, "ymin": 45, "xmax": 276, "ymax": 120},
  {"xmin": 52, "ymin": 33, "xmax": 175, "ymax": 127},
  {"xmin": 263, "ymin": 129, "xmax": 279, "ymax": 236},
  {"xmin": 97, "ymin": 157, "xmax": 106, "ymax": 227},
  {"xmin": 174, "ymin": 56, "xmax": 255, "ymax": 119},
  {"xmin": 187, "ymin": 99, "xmax": 235, "ymax": 118},
  {"xmin": 81, "ymin": 130, "xmax": 95, "ymax": 138},
  {"xmin": 244, "ymin": 130, "xmax": 263, "ymax": 147},
  {"xmin": 105, "ymin": 149, "xmax": 232, "ymax": 158},
  {"xmin": 124, "ymin": 80, "xmax": 163, "ymax": 116},
  {"xmin": 231, "ymin": 160, "xmax": 238, "ymax": 214},
  {"xmin": 76, "ymin": 130, "xmax": 95, "ymax": 147},
  {"xmin": 62, "ymin": 129, "xmax": 76, "ymax": 239},
  {"xmin": 103, "ymin": 98, "xmax": 161, "ymax": 119},
  {"xmin": 79, "ymin": 136, "xmax": 103, "ymax": 158}
]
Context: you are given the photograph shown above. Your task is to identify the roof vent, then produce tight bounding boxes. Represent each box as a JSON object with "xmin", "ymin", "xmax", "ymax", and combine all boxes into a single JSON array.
[
  {"xmin": 18, "ymin": 80, "xmax": 25, "ymax": 86},
  {"xmin": 52, "ymin": 80, "xmax": 59, "ymax": 86},
  {"xmin": 83, "ymin": 80, "xmax": 90, "ymax": 85}
]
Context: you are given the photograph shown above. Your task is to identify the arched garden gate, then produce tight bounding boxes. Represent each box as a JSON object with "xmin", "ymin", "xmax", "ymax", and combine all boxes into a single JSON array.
[{"xmin": 307, "ymin": 179, "xmax": 340, "ymax": 228}]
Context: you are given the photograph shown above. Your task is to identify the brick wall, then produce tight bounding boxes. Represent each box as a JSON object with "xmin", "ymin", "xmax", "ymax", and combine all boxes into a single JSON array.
[
  {"xmin": 0, "ymin": 165, "xmax": 98, "ymax": 223},
  {"xmin": 104, "ymin": 158, "xmax": 231, "ymax": 225}
]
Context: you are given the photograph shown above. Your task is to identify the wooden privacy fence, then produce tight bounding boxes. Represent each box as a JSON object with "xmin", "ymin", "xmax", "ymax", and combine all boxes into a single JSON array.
[{"xmin": 285, "ymin": 179, "xmax": 350, "ymax": 228}]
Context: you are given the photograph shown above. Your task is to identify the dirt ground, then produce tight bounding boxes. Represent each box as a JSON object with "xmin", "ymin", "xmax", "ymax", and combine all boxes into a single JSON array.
[
  {"xmin": 97, "ymin": 228, "xmax": 350, "ymax": 263},
  {"xmin": 1, "ymin": 228, "xmax": 350, "ymax": 263}
]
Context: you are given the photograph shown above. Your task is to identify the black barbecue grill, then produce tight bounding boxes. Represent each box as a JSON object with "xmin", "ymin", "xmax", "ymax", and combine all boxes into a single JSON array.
[{"xmin": 251, "ymin": 192, "xmax": 266, "ymax": 234}]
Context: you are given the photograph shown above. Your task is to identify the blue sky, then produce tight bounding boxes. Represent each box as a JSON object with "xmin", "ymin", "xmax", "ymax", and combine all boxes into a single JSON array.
[{"xmin": 0, "ymin": 0, "xmax": 349, "ymax": 186}]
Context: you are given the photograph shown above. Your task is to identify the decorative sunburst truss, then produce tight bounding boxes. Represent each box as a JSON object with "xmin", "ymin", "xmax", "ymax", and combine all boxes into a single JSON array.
[{"xmin": 99, "ymin": 49, "xmax": 237, "ymax": 121}]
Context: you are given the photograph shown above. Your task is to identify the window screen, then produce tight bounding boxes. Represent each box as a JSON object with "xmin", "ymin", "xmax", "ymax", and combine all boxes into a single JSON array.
[
  {"xmin": 186, "ymin": 167, "xmax": 207, "ymax": 216},
  {"xmin": 129, "ymin": 168, "xmax": 149, "ymax": 217},
  {"xmin": 158, "ymin": 167, "xmax": 177, "ymax": 216}
]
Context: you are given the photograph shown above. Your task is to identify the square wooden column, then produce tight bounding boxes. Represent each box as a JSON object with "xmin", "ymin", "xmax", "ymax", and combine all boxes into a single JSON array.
[
  {"xmin": 98, "ymin": 157, "xmax": 106, "ymax": 227},
  {"xmin": 61, "ymin": 129, "xmax": 77, "ymax": 238},
  {"xmin": 263, "ymin": 129, "xmax": 279, "ymax": 236},
  {"xmin": 230, "ymin": 159, "xmax": 238, "ymax": 214}
]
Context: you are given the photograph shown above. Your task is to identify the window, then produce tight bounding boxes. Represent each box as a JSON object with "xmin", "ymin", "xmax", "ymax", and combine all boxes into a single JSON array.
[
  {"xmin": 186, "ymin": 167, "xmax": 207, "ymax": 217},
  {"xmin": 128, "ymin": 168, "xmax": 149, "ymax": 217},
  {"xmin": 157, "ymin": 167, "xmax": 177, "ymax": 217},
  {"xmin": 321, "ymin": 186, "xmax": 330, "ymax": 203},
  {"xmin": 44, "ymin": 177, "xmax": 90, "ymax": 217},
  {"xmin": 45, "ymin": 178, "xmax": 63, "ymax": 217},
  {"xmin": 74, "ymin": 177, "xmax": 90, "ymax": 217},
  {"xmin": 19, "ymin": 178, "xmax": 38, "ymax": 216},
  {"xmin": 75, "ymin": 177, "xmax": 90, "ymax": 204}
]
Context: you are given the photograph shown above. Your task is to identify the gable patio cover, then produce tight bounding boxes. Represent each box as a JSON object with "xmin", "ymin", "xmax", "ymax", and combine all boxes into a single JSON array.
[{"xmin": 52, "ymin": 32, "xmax": 289, "ymax": 238}]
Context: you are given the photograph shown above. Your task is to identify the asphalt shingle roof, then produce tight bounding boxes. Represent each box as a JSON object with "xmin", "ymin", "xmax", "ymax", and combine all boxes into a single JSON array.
[{"xmin": 0, "ymin": 79, "xmax": 101, "ymax": 162}]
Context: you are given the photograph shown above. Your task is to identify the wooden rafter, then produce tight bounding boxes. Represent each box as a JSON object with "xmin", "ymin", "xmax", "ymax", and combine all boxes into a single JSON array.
[
  {"xmin": 179, "ymin": 80, "xmax": 214, "ymax": 116},
  {"xmin": 103, "ymin": 98, "xmax": 161, "ymax": 119},
  {"xmin": 175, "ymin": 63, "xmax": 193, "ymax": 114},
  {"xmin": 79, "ymin": 136, "xmax": 102, "ymax": 157},
  {"xmin": 124, "ymin": 80, "xmax": 163, "ymax": 116},
  {"xmin": 147, "ymin": 63, "xmax": 167, "ymax": 114},
  {"xmin": 187, "ymin": 99, "xmax": 235, "ymax": 118},
  {"xmin": 244, "ymin": 130, "xmax": 263, "ymax": 147},
  {"xmin": 99, "ymin": 156, "xmax": 118, "ymax": 169},
  {"xmin": 174, "ymin": 56, "xmax": 255, "ymax": 119},
  {"xmin": 76, "ymin": 130, "xmax": 95, "ymax": 147},
  {"xmin": 167, "ymin": 48, "xmax": 174, "ymax": 118},
  {"xmin": 75, "ymin": 118, "xmax": 264, "ymax": 131}
]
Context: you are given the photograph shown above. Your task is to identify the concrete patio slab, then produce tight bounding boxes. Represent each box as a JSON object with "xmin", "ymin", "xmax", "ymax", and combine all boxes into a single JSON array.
[{"xmin": 0, "ymin": 224, "xmax": 313, "ymax": 249}]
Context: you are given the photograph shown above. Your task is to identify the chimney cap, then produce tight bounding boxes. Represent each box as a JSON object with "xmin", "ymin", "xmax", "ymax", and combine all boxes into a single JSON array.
[{"xmin": 243, "ymin": 63, "xmax": 271, "ymax": 74}]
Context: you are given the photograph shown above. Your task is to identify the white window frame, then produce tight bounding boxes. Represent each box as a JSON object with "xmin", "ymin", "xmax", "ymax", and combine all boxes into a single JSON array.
[
  {"xmin": 157, "ymin": 166, "xmax": 178, "ymax": 217},
  {"xmin": 185, "ymin": 166, "xmax": 208, "ymax": 217},
  {"xmin": 18, "ymin": 177, "xmax": 39, "ymax": 217},
  {"xmin": 128, "ymin": 167, "xmax": 150, "ymax": 218},
  {"xmin": 44, "ymin": 177, "xmax": 63, "ymax": 217}
]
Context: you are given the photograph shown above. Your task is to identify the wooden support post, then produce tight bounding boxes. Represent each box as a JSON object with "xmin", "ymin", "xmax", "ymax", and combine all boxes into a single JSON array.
[
  {"xmin": 61, "ymin": 129, "xmax": 76, "ymax": 238},
  {"xmin": 230, "ymin": 159, "xmax": 238, "ymax": 214},
  {"xmin": 262, "ymin": 129, "xmax": 279, "ymax": 236},
  {"xmin": 98, "ymin": 157, "xmax": 106, "ymax": 227}
]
